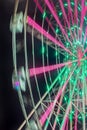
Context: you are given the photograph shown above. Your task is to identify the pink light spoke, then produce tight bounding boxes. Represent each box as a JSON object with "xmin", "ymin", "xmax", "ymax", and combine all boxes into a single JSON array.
[
  {"xmin": 59, "ymin": 0, "xmax": 70, "ymax": 27},
  {"xmin": 67, "ymin": 0, "xmax": 73, "ymax": 25},
  {"xmin": 58, "ymin": 0, "xmax": 74, "ymax": 41},
  {"xmin": 53, "ymin": 94, "xmax": 63, "ymax": 129},
  {"xmin": 33, "ymin": 0, "xmax": 42, "ymax": 13},
  {"xmin": 74, "ymin": 0, "xmax": 78, "ymax": 25},
  {"xmin": 67, "ymin": 0, "xmax": 74, "ymax": 25},
  {"xmin": 74, "ymin": 110, "xmax": 78, "ymax": 130},
  {"xmin": 60, "ymin": 107, "xmax": 70, "ymax": 130},
  {"xmin": 27, "ymin": 16, "xmax": 73, "ymax": 55},
  {"xmin": 80, "ymin": 0, "xmax": 85, "ymax": 30},
  {"xmin": 29, "ymin": 60, "xmax": 77, "ymax": 77},
  {"xmin": 33, "ymin": 0, "xmax": 57, "ymax": 35},
  {"xmin": 67, "ymin": 0, "xmax": 77, "ymax": 40},
  {"xmin": 34, "ymin": 0, "xmax": 65, "ymax": 46},
  {"xmin": 60, "ymin": 87, "xmax": 76, "ymax": 130},
  {"xmin": 79, "ymin": 0, "xmax": 87, "ymax": 41},
  {"xmin": 74, "ymin": 0, "xmax": 79, "ymax": 39},
  {"xmin": 66, "ymin": 118, "xmax": 69, "ymax": 130},
  {"xmin": 39, "ymin": 66, "xmax": 76, "ymax": 127},
  {"xmin": 39, "ymin": 102, "xmax": 53, "ymax": 126},
  {"xmin": 44, "ymin": 0, "xmax": 72, "ymax": 46}
]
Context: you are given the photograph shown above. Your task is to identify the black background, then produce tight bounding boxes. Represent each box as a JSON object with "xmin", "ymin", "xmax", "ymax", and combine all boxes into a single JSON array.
[{"xmin": 0, "ymin": 1, "xmax": 26, "ymax": 129}]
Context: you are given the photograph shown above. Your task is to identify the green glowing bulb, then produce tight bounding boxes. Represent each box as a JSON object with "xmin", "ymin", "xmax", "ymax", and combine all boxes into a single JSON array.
[
  {"xmin": 43, "ymin": 11, "xmax": 47, "ymax": 18},
  {"xmin": 78, "ymin": 116, "xmax": 82, "ymax": 119},
  {"xmin": 85, "ymin": 2, "xmax": 87, "ymax": 6},
  {"xmin": 66, "ymin": 42, "xmax": 69, "ymax": 46},
  {"xmin": 72, "ymin": 56, "xmax": 75, "ymax": 60},
  {"xmin": 81, "ymin": 92, "xmax": 83, "ymax": 96},
  {"xmin": 73, "ymin": 63, "xmax": 76, "ymax": 66},
  {"xmin": 66, "ymin": 54, "xmax": 69, "ymax": 59},
  {"xmin": 71, "ymin": 2, "xmax": 74, "ymax": 6},
  {"xmin": 42, "ymin": 46, "xmax": 45, "ymax": 54},
  {"xmin": 75, "ymin": 88, "xmax": 77, "ymax": 91},
  {"xmin": 59, "ymin": 12, "xmax": 62, "ymax": 16},
  {"xmin": 64, "ymin": 3, "xmax": 68, "ymax": 7},
  {"xmin": 78, "ymin": 6, "xmax": 81, "ymax": 11},
  {"xmin": 64, "ymin": 97, "xmax": 67, "ymax": 101},
  {"xmin": 68, "ymin": 33, "xmax": 70, "ymax": 36},
  {"xmin": 56, "ymin": 28, "xmax": 59, "ymax": 34},
  {"xmin": 71, "ymin": 111, "xmax": 74, "ymax": 114},
  {"xmin": 79, "ymin": 91, "xmax": 82, "ymax": 96},
  {"xmin": 55, "ymin": 51, "xmax": 58, "ymax": 56}
]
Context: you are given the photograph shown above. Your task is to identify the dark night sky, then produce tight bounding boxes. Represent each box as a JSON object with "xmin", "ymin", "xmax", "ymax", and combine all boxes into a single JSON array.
[{"xmin": 0, "ymin": 1, "xmax": 25, "ymax": 130}]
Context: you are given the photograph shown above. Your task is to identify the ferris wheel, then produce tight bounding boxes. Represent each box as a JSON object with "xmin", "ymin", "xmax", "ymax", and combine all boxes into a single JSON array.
[{"xmin": 10, "ymin": 0, "xmax": 87, "ymax": 130}]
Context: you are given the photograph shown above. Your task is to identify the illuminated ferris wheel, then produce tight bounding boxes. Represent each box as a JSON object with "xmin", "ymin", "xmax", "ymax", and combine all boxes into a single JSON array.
[{"xmin": 10, "ymin": 0, "xmax": 87, "ymax": 129}]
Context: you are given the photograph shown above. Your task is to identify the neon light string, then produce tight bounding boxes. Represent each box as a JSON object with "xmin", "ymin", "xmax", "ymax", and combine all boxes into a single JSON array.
[
  {"xmin": 74, "ymin": 0, "xmax": 79, "ymax": 39},
  {"xmin": 53, "ymin": 91, "xmax": 64, "ymax": 130},
  {"xmin": 50, "ymin": 0, "xmax": 74, "ymax": 39},
  {"xmin": 59, "ymin": 0, "xmax": 70, "ymax": 27},
  {"xmin": 82, "ymin": 67, "xmax": 86, "ymax": 130},
  {"xmin": 66, "ymin": 117, "xmax": 69, "ymax": 130},
  {"xmin": 60, "ymin": 103, "xmax": 71, "ymax": 129},
  {"xmin": 77, "ymin": 48, "xmax": 83, "ymax": 60},
  {"xmin": 67, "ymin": 0, "xmax": 77, "ymax": 39},
  {"xmin": 60, "ymin": 95, "xmax": 74, "ymax": 129},
  {"xmin": 39, "ymin": 66, "xmax": 76, "ymax": 127},
  {"xmin": 18, "ymin": 67, "xmax": 66, "ymax": 130},
  {"xmin": 47, "ymin": 0, "xmax": 73, "ymax": 45},
  {"xmin": 70, "ymin": 108, "xmax": 73, "ymax": 130},
  {"xmin": 79, "ymin": 0, "xmax": 85, "ymax": 40},
  {"xmin": 44, "ymin": 69, "xmax": 72, "ymax": 129},
  {"xmin": 77, "ymin": 48, "xmax": 87, "ymax": 64},
  {"xmin": 74, "ymin": 0, "xmax": 78, "ymax": 25},
  {"xmin": 38, "ymin": 67, "xmax": 66, "ymax": 127},
  {"xmin": 34, "ymin": 0, "xmax": 66, "ymax": 45},
  {"xmin": 33, "ymin": 0, "xmax": 54, "ymax": 33},
  {"xmin": 67, "ymin": 0, "xmax": 74, "ymax": 25},
  {"xmin": 34, "ymin": 0, "xmax": 66, "ymax": 47},
  {"xmin": 74, "ymin": 110, "xmax": 78, "ymax": 130},
  {"xmin": 39, "ymin": 67, "xmax": 66, "ymax": 127},
  {"xmin": 39, "ymin": 102, "xmax": 53, "ymax": 126},
  {"xmin": 29, "ymin": 57, "xmax": 87, "ymax": 77},
  {"xmin": 83, "ymin": 48, "xmax": 87, "ymax": 56},
  {"xmin": 57, "ymin": 0, "xmax": 75, "ymax": 41},
  {"xmin": 27, "ymin": 16, "xmax": 73, "ymax": 55},
  {"xmin": 83, "ymin": 27, "xmax": 87, "ymax": 44},
  {"xmin": 80, "ymin": 0, "xmax": 85, "ymax": 29},
  {"xmin": 60, "ymin": 66, "xmax": 80, "ymax": 130},
  {"xmin": 64, "ymin": 117, "xmax": 69, "ymax": 130},
  {"xmin": 29, "ymin": 60, "xmax": 75, "ymax": 77},
  {"xmin": 44, "ymin": 0, "xmax": 72, "ymax": 46},
  {"xmin": 59, "ymin": 0, "xmax": 75, "ymax": 41}
]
